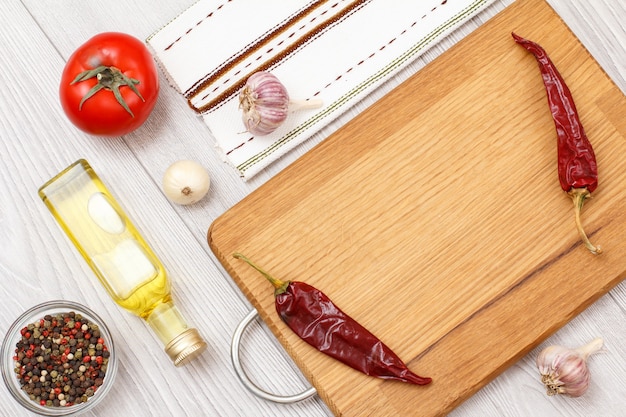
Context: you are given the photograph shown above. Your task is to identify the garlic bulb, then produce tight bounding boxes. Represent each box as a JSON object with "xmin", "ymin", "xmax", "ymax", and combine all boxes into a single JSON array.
[
  {"xmin": 162, "ymin": 160, "xmax": 210, "ymax": 205},
  {"xmin": 239, "ymin": 71, "xmax": 289, "ymax": 136},
  {"xmin": 536, "ymin": 338, "xmax": 603, "ymax": 397},
  {"xmin": 238, "ymin": 71, "xmax": 322, "ymax": 136}
]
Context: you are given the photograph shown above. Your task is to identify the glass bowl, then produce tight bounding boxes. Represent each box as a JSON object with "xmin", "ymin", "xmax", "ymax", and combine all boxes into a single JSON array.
[{"xmin": 1, "ymin": 300, "xmax": 118, "ymax": 416}]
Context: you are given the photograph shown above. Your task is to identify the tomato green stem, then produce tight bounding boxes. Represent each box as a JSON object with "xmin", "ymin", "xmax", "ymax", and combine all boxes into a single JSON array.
[
  {"xmin": 569, "ymin": 188, "xmax": 601, "ymax": 255},
  {"xmin": 71, "ymin": 65, "xmax": 144, "ymax": 117},
  {"xmin": 233, "ymin": 253, "xmax": 290, "ymax": 295}
]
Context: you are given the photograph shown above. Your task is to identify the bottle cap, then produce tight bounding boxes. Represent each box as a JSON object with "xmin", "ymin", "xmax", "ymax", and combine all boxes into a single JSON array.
[
  {"xmin": 145, "ymin": 302, "xmax": 208, "ymax": 366},
  {"xmin": 165, "ymin": 328, "xmax": 208, "ymax": 366}
]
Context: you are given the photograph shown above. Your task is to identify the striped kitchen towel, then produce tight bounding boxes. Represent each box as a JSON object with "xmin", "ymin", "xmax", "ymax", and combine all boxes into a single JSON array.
[{"xmin": 148, "ymin": 0, "xmax": 496, "ymax": 180}]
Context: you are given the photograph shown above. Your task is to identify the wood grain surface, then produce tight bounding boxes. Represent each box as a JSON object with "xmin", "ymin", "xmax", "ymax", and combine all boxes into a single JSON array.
[{"xmin": 209, "ymin": 0, "xmax": 626, "ymax": 415}]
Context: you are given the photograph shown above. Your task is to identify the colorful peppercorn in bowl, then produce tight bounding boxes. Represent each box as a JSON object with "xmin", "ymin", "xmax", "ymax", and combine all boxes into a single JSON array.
[{"xmin": 1, "ymin": 300, "xmax": 118, "ymax": 416}]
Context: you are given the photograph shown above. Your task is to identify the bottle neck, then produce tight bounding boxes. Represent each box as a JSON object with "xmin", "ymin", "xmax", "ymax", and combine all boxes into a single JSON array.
[
  {"xmin": 145, "ymin": 301, "xmax": 208, "ymax": 366},
  {"xmin": 146, "ymin": 301, "xmax": 190, "ymax": 345}
]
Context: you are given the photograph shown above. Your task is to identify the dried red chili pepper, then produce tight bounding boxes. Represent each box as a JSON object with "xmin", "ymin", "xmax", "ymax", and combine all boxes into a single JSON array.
[
  {"xmin": 233, "ymin": 253, "xmax": 432, "ymax": 385},
  {"xmin": 513, "ymin": 33, "xmax": 601, "ymax": 255}
]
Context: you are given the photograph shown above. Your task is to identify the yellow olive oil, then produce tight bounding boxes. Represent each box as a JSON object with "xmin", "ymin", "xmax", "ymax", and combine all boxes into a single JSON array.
[{"xmin": 39, "ymin": 159, "xmax": 206, "ymax": 366}]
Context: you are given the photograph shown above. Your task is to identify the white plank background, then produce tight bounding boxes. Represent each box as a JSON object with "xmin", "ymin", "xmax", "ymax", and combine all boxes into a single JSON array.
[{"xmin": 0, "ymin": 0, "xmax": 624, "ymax": 416}]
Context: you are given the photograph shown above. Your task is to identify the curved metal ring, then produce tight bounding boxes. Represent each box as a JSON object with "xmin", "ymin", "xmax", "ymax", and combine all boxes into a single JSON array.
[{"xmin": 231, "ymin": 309, "xmax": 317, "ymax": 404}]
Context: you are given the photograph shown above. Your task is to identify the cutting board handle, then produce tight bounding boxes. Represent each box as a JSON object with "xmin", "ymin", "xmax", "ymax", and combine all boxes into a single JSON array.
[{"xmin": 231, "ymin": 309, "xmax": 318, "ymax": 403}]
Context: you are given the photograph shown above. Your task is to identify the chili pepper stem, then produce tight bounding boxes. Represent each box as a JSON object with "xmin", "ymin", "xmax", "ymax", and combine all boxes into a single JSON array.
[
  {"xmin": 568, "ymin": 188, "xmax": 602, "ymax": 255},
  {"xmin": 233, "ymin": 253, "xmax": 290, "ymax": 294}
]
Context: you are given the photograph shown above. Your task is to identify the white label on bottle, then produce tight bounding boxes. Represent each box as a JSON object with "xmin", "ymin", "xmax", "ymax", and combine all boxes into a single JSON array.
[
  {"xmin": 87, "ymin": 193, "xmax": 126, "ymax": 234},
  {"xmin": 92, "ymin": 239, "xmax": 156, "ymax": 299}
]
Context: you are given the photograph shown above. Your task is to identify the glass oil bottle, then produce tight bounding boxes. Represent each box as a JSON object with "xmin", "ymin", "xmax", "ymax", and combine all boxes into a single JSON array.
[{"xmin": 38, "ymin": 159, "xmax": 207, "ymax": 366}]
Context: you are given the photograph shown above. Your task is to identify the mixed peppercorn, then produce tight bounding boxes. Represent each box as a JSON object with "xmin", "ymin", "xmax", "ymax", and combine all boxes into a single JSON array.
[{"xmin": 12, "ymin": 311, "xmax": 110, "ymax": 408}]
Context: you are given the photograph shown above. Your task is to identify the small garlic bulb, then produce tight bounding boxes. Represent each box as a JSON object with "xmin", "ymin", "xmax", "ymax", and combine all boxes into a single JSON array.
[
  {"xmin": 238, "ymin": 71, "xmax": 323, "ymax": 136},
  {"xmin": 536, "ymin": 338, "xmax": 603, "ymax": 397},
  {"xmin": 239, "ymin": 71, "xmax": 289, "ymax": 136}
]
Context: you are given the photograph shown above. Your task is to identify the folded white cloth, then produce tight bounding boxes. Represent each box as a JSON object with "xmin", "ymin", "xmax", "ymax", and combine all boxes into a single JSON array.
[{"xmin": 148, "ymin": 0, "xmax": 496, "ymax": 180}]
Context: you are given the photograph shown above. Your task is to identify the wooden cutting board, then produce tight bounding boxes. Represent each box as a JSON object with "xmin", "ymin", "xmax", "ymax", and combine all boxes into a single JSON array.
[{"xmin": 208, "ymin": 0, "xmax": 626, "ymax": 415}]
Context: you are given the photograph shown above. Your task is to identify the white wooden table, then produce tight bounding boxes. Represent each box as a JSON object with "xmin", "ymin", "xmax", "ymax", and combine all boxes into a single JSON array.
[{"xmin": 1, "ymin": 1, "xmax": 624, "ymax": 416}]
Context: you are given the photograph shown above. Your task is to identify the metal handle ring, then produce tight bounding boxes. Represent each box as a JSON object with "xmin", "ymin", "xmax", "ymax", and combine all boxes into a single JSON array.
[{"xmin": 231, "ymin": 309, "xmax": 317, "ymax": 403}]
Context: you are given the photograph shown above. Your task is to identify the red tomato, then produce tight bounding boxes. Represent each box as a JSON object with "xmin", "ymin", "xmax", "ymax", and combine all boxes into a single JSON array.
[{"xmin": 59, "ymin": 32, "xmax": 159, "ymax": 137}]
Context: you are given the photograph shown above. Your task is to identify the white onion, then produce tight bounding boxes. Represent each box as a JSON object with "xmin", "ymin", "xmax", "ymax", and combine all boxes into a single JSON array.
[{"xmin": 162, "ymin": 160, "xmax": 210, "ymax": 205}]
